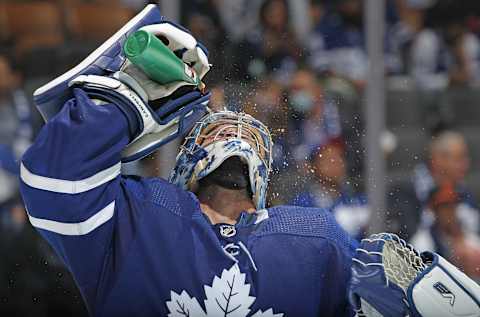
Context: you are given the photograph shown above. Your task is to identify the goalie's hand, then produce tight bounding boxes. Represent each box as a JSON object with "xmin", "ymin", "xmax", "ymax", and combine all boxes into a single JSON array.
[
  {"xmin": 118, "ymin": 21, "xmax": 210, "ymax": 102},
  {"xmin": 349, "ymin": 233, "xmax": 480, "ymax": 317}
]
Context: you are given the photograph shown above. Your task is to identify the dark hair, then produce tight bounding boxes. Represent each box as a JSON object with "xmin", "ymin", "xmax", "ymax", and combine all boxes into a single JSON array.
[
  {"xmin": 308, "ymin": 137, "xmax": 345, "ymax": 162},
  {"xmin": 0, "ymin": 52, "xmax": 19, "ymax": 73},
  {"xmin": 259, "ymin": 0, "xmax": 290, "ymax": 29}
]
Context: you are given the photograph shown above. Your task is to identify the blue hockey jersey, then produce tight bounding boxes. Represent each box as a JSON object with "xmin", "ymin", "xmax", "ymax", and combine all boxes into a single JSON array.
[{"xmin": 20, "ymin": 88, "xmax": 357, "ymax": 317}]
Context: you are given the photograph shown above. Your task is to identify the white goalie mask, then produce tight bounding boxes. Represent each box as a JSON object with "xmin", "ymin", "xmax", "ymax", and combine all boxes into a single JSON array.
[{"xmin": 169, "ymin": 110, "xmax": 273, "ymax": 210}]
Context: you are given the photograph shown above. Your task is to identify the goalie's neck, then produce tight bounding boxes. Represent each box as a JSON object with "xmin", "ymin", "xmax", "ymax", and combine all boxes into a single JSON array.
[{"xmin": 198, "ymin": 187, "xmax": 256, "ymax": 225}]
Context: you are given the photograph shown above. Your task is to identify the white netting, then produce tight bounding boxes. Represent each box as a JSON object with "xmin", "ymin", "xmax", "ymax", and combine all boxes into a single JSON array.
[
  {"xmin": 356, "ymin": 234, "xmax": 429, "ymax": 317},
  {"xmin": 379, "ymin": 234, "xmax": 428, "ymax": 292}
]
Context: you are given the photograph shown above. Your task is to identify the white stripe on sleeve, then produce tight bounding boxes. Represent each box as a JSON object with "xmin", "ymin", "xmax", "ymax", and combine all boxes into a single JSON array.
[
  {"xmin": 21, "ymin": 162, "xmax": 121, "ymax": 194},
  {"xmin": 27, "ymin": 201, "xmax": 115, "ymax": 236}
]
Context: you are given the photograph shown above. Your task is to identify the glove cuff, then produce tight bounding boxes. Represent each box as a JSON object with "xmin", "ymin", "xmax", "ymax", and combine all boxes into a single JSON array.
[
  {"xmin": 69, "ymin": 74, "xmax": 211, "ymax": 162},
  {"xmin": 69, "ymin": 75, "xmax": 152, "ymax": 141},
  {"xmin": 113, "ymin": 70, "xmax": 149, "ymax": 102}
]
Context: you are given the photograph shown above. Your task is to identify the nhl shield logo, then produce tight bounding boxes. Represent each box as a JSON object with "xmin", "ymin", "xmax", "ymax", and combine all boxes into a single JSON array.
[{"xmin": 219, "ymin": 224, "xmax": 236, "ymax": 238}]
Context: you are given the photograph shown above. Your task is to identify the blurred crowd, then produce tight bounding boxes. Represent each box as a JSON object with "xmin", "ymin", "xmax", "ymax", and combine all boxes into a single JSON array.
[{"xmin": 1, "ymin": 0, "xmax": 480, "ymax": 315}]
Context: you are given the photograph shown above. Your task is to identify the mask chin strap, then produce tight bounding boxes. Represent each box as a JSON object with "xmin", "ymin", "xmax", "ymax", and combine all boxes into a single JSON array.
[{"xmin": 183, "ymin": 144, "xmax": 209, "ymax": 189}]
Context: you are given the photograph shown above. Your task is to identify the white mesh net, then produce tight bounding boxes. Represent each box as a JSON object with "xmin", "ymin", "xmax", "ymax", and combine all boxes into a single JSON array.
[
  {"xmin": 378, "ymin": 234, "xmax": 428, "ymax": 293},
  {"xmin": 356, "ymin": 234, "xmax": 430, "ymax": 317}
]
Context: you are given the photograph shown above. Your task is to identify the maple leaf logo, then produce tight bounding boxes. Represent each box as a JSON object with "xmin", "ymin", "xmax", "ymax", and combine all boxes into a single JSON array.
[{"xmin": 166, "ymin": 264, "xmax": 283, "ymax": 317}]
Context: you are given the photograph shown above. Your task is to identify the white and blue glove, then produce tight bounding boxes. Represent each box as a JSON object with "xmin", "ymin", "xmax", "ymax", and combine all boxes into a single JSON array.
[
  {"xmin": 70, "ymin": 20, "xmax": 211, "ymax": 162},
  {"xmin": 117, "ymin": 21, "xmax": 210, "ymax": 101},
  {"xmin": 349, "ymin": 233, "xmax": 480, "ymax": 317}
]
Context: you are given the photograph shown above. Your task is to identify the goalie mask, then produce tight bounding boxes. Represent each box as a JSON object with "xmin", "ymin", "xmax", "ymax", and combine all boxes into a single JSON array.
[{"xmin": 169, "ymin": 110, "xmax": 273, "ymax": 210}]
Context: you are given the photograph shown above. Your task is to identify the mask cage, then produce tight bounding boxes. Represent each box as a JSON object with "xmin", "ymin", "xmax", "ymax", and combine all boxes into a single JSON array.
[{"xmin": 181, "ymin": 111, "xmax": 273, "ymax": 172}]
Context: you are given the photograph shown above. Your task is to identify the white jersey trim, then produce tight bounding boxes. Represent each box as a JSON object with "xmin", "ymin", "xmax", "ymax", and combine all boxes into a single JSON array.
[
  {"xmin": 254, "ymin": 209, "xmax": 269, "ymax": 224},
  {"xmin": 21, "ymin": 162, "xmax": 121, "ymax": 194},
  {"xmin": 28, "ymin": 201, "xmax": 115, "ymax": 235}
]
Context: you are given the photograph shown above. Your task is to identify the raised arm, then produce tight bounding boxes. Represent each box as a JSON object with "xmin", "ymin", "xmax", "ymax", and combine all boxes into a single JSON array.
[
  {"xmin": 19, "ymin": 6, "xmax": 210, "ymax": 312},
  {"xmin": 21, "ymin": 88, "xmax": 140, "ymax": 312}
]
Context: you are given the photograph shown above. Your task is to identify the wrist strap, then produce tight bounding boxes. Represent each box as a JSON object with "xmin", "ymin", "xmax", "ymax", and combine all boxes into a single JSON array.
[{"xmin": 69, "ymin": 75, "xmax": 155, "ymax": 141}]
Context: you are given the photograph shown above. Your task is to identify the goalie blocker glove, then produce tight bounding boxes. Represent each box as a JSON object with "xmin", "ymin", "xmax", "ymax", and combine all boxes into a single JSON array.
[
  {"xmin": 33, "ymin": 3, "xmax": 211, "ymax": 162},
  {"xmin": 69, "ymin": 74, "xmax": 210, "ymax": 162},
  {"xmin": 349, "ymin": 233, "xmax": 480, "ymax": 317}
]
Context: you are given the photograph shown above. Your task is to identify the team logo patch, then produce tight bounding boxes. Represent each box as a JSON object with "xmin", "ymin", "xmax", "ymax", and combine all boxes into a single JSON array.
[
  {"xmin": 219, "ymin": 224, "xmax": 236, "ymax": 238},
  {"xmin": 433, "ymin": 282, "xmax": 455, "ymax": 306},
  {"xmin": 166, "ymin": 264, "xmax": 283, "ymax": 316}
]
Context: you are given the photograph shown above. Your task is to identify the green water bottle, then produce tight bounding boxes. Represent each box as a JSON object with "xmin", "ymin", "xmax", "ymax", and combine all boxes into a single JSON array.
[{"xmin": 123, "ymin": 30, "xmax": 199, "ymax": 86}]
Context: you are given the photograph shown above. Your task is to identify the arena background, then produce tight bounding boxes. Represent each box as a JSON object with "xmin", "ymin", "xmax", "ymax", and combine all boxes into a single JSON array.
[{"xmin": 1, "ymin": 0, "xmax": 480, "ymax": 315}]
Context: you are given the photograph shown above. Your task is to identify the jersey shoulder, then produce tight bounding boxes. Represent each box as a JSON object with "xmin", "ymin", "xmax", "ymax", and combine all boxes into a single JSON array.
[
  {"xmin": 258, "ymin": 205, "xmax": 358, "ymax": 251},
  {"xmin": 121, "ymin": 175, "xmax": 200, "ymax": 218}
]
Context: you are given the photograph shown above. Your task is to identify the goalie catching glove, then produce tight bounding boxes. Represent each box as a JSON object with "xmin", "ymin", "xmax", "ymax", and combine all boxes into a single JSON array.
[{"xmin": 349, "ymin": 233, "xmax": 480, "ymax": 317}]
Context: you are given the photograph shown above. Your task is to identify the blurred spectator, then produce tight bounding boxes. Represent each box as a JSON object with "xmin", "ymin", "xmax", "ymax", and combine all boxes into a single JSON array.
[
  {"xmin": 213, "ymin": 0, "xmax": 265, "ymax": 42},
  {"xmin": 0, "ymin": 55, "xmax": 32, "ymax": 160},
  {"xmin": 0, "ymin": 54, "xmax": 31, "ymax": 207},
  {"xmin": 232, "ymin": 0, "xmax": 303, "ymax": 80},
  {"xmin": 386, "ymin": 0, "xmax": 429, "ymax": 75},
  {"xmin": 213, "ymin": 0, "xmax": 311, "ymax": 44},
  {"xmin": 259, "ymin": 69, "xmax": 344, "ymax": 206},
  {"xmin": 287, "ymin": 68, "xmax": 342, "ymax": 163},
  {"xmin": 243, "ymin": 76, "xmax": 300, "ymax": 206},
  {"xmin": 410, "ymin": 183, "xmax": 480, "ymax": 279},
  {"xmin": 388, "ymin": 130, "xmax": 479, "ymax": 240},
  {"xmin": 308, "ymin": 0, "xmax": 367, "ymax": 89},
  {"xmin": 184, "ymin": 6, "xmax": 229, "ymax": 83},
  {"xmin": 306, "ymin": 0, "xmax": 365, "ymax": 182},
  {"xmin": 416, "ymin": 131, "xmax": 478, "ymax": 232},
  {"xmin": 389, "ymin": 0, "xmax": 480, "ymax": 89},
  {"xmin": 243, "ymin": 77, "xmax": 289, "ymax": 169},
  {"xmin": 290, "ymin": 140, "xmax": 369, "ymax": 240}
]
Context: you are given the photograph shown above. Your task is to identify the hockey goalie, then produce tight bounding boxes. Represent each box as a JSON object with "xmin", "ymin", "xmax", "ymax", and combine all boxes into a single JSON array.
[{"xmin": 19, "ymin": 4, "xmax": 480, "ymax": 317}]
